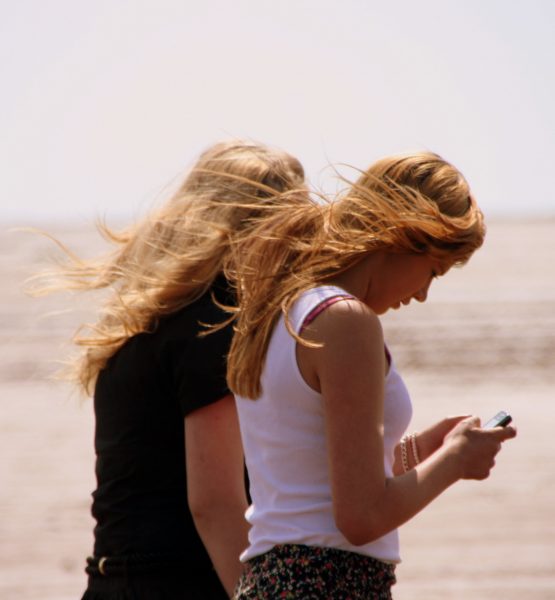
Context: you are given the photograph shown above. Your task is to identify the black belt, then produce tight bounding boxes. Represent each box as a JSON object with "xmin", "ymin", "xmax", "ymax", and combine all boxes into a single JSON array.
[{"xmin": 85, "ymin": 553, "xmax": 199, "ymax": 577}]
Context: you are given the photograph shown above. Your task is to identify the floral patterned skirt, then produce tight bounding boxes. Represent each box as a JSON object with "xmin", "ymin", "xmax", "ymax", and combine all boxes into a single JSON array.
[{"xmin": 233, "ymin": 544, "xmax": 397, "ymax": 600}]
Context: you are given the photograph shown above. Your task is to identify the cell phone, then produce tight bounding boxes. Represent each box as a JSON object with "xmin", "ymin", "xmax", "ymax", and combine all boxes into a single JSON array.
[{"xmin": 483, "ymin": 410, "xmax": 512, "ymax": 429}]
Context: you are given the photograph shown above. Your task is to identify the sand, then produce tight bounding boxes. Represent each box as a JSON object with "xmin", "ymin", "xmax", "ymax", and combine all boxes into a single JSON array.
[{"xmin": 1, "ymin": 220, "xmax": 554, "ymax": 599}]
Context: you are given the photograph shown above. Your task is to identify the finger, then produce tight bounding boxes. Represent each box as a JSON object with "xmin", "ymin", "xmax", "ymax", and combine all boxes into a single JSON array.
[
  {"xmin": 444, "ymin": 414, "xmax": 473, "ymax": 427},
  {"xmin": 489, "ymin": 425, "xmax": 517, "ymax": 441},
  {"xmin": 500, "ymin": 425, "xmax": 517, "ymax": 440},
  {"xmin": 461, "ymin": 415, "xmax": 480, "ymax": 428}
]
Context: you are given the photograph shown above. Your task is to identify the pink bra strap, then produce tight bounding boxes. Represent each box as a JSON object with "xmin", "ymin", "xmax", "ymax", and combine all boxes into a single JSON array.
[
  {"xmin": 300, "ymin": 294, "xmax": 392, "ymax": 367},
  {"xmin": 300, "ymin": 294, "xmax": 355, "ymax": 333}
]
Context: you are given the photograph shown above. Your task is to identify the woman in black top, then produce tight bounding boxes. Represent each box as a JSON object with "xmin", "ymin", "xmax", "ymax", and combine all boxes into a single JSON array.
[{"xmin": 42, "ymin": 140, "xmax": 306, "ymax": 599}]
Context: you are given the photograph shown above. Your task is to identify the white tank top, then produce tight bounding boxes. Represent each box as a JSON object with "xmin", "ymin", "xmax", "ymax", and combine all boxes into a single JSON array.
[{"xmin": 235, "ymin": 286, "xmax": 413, "ymax": 563}]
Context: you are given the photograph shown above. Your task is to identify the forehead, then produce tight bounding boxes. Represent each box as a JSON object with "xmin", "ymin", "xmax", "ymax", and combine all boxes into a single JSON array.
[{"xmin": 409, "ymin": 253, "xmax": 450, "ymax": 273}]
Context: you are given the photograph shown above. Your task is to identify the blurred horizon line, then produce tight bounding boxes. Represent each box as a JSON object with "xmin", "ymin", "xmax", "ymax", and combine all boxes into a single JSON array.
[{"xmin": 3, "ymin": 213, "xmax": 554, "ymax": 230}]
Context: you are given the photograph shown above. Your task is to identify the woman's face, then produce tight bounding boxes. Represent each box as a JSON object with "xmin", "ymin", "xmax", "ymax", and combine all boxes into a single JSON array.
[{"xmin": 366, "ymin": 252, "xmax": 450, "ymax": 314}]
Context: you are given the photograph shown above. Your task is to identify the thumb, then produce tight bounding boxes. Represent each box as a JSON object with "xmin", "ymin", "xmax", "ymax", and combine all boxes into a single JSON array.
[
  {"xmin": 442, "ymin": 414, "xmax": 475, "ymax": 432},
  {"xmin": 491, "ymin": 424, "xmax": 518, "ymax": 441},
  {"xmin": 459, "ymin": 415, "xmax": 481, "ymax": 428},
  {"xmin": 445, "ymin": 414, "xmax": 473, "ymax": 427}
]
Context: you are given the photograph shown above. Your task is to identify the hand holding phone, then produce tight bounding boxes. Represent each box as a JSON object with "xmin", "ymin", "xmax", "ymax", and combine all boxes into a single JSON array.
[{"xmin": 483, "ymin": 410, "xmax": 512, "ymax": 429}]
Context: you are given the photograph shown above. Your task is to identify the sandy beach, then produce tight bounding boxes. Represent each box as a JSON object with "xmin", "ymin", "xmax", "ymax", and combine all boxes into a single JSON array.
[{"xmin": 1, "ymin": 219, "xmax": 554, "ymax": 599}]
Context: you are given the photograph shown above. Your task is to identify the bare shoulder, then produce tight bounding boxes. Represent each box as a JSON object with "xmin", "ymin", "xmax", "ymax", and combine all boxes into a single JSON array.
[
  {"xmin": 302, "ymin": 297, "xmax": 383, "ymax": 343},
  {"xmin": 297, "ymin": 296, "xmax": 385, "ymax": 393}
]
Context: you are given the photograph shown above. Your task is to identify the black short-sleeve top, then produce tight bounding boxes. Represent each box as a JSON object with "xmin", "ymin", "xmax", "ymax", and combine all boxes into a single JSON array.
[{"xmin": 91, "ymin": 275, "xmax": 234, "ymax": 568}]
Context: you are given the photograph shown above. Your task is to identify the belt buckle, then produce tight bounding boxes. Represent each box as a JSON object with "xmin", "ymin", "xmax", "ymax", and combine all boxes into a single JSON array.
[{"xmin": 98, "ymin": 556, "xmax": 108, "ymax": 576}]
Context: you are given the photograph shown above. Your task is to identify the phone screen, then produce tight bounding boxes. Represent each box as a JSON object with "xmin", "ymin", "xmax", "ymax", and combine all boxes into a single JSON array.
[{"xmin": 483, "ymin": 411, "xmax": 512, "ymax": 429}]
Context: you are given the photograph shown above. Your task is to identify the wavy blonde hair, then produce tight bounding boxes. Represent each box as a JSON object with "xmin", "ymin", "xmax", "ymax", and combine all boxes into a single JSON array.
[
  {"xmin": 226, "ymin": 151, "xmax": 485, "ymax": 399},
  {"xmin": 35, "ymin": 140, "xmax": 305, "ymax": 394}
]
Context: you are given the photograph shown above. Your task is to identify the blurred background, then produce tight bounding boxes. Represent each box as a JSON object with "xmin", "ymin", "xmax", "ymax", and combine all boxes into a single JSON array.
[
  {"xmin": 1, "ymin": 1, "xmax": 554, "ymax": 598},
  {"xmin": 2, "ymin": 0, "xmax": 554, "ymax": 224}
]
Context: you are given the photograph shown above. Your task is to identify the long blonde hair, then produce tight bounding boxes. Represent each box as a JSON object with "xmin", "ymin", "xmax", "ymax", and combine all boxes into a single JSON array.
[
  {"xmin": 35, "ymin": 140, "xmax": 305, "ymax": 394},
  {"xmin": 226, "ymin": 151, "xmax": 485, "ymax": 399}
]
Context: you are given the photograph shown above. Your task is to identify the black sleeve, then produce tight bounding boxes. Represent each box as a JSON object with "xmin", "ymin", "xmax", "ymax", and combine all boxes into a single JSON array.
[{"xmin": 163, "ymin": 301, "xmax": 234, "ymax": 417}]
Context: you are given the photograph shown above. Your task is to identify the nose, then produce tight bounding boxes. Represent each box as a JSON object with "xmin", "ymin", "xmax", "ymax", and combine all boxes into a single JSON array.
[{"xmin": 414, "ymin": 282, "xmax": 431, "ymax": 303}]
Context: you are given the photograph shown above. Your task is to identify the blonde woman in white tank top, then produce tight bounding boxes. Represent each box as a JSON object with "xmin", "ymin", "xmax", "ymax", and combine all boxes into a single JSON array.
[{"xmin": 227, "ymin": 152, "xmax": 517, "ymax": 599}]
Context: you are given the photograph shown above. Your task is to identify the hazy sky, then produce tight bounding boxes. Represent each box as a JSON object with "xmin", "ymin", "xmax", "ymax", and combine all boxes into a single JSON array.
[{"xmin": 2, "ymin": 0, "xmax": 554, "ymax": 224}]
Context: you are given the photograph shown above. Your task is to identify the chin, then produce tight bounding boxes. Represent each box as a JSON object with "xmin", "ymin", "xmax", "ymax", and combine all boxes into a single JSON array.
[
  {"xmin": 376, "ymin": 305, "xmax": 391, "ymax": 315},
  {"xmin": 367, "ymin": 300, "xmax": 391, "ymax": 315}
]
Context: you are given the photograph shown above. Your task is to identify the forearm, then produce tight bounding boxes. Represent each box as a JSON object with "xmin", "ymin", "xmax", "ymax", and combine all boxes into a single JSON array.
[
  {"xmin": 373, "ymin": 444, "xmax": 461, "ymax": 537},
  {"xmin": 339, "ymin": 443, "xmax": 461, "ymax": 545},
  {"xmin": 185, "ymin": 394, "xmax": 250, "ymax": 596},
  {"xmin": 193, "ymin": 499, "xmax": 250, "ymax": 596},
  {"xmin": 393, "ymin": 432, "xmax": 427, "ymax": 476},
  {"xmin": 392, "ymin": 416, "xmax": 473, "ymax": 476},
  {"xmin": 346, "ymin": 417, "xmax": 516, "ymax": 545}
]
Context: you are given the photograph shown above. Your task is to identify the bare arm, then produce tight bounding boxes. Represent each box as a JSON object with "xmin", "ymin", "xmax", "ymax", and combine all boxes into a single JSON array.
[
  {"xmin": 392, "ymin": 415, "xmax": 471, "ymax": 476},
  {"xmin": 186, "ymin": 394, "xmax": 249, "ymax": 596},
  {"xmin": 297, "ymin": 300, "xmax": 516, "ymax": 545}
]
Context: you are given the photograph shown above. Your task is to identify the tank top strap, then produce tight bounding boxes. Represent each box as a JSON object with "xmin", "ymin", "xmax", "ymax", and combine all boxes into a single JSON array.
[
  {"xmin": 300, "ymin": 292, "xmax": 392, "ymax": 368},
  {"xmin": 300, "ymin": 294, "xmax": 356, "ymax": 333}
]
